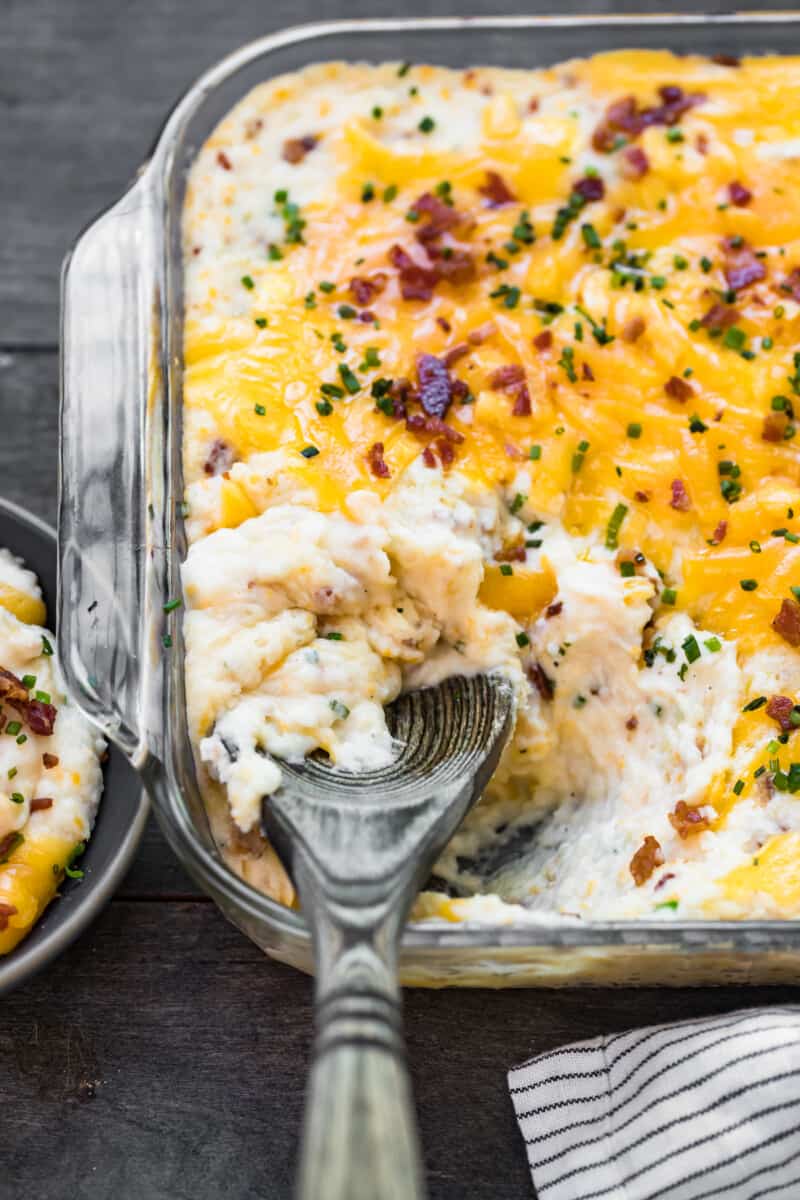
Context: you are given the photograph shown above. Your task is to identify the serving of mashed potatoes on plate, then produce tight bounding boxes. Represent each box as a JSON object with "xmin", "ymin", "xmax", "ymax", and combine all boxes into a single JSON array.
[
  {"xmin": 180, "ymin": 51, "xmax": 800, "ymax": 923},
  {"xmin": 0, "ymin": 548, "xmax": 105, "ymax": 954}
]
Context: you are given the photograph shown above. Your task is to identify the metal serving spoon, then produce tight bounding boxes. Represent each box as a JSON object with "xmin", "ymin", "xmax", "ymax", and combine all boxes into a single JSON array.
[{"xmin": 261, "ymin": 672, "xmax": 514, "ymax": 1200}]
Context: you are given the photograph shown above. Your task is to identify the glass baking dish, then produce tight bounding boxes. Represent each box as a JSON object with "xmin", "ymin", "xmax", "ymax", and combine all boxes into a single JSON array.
[{"xmin": 60, "ymin": 12, "xmax": 800, "ymax": 986}]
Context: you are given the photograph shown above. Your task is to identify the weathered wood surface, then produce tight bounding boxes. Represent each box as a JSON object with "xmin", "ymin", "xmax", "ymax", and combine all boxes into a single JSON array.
[{"xmin": 3, "ymin": 3, "xmax": 800, "ymax": 1197}]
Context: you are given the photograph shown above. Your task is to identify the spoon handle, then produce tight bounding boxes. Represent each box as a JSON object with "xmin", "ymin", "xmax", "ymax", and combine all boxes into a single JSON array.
[
  {"xmin": 292, "ymin": 846, "xmax": 426, "ymax": 1200},
  {"xmin": 298, "ymin": 979, "xmax": 424, "ymax": 1200}
]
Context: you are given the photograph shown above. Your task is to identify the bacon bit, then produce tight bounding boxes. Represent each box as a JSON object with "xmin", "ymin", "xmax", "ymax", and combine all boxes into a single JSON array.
[
  {"xmin": 722, "ymin": 237, "xmax": 766, "ymax": 291},
  {"xmin": 582, "ymin": 362, "xmax": 595, "ymax": 382},
  {"xmin": 388, "ymin": 244, "xmax": 440, "ymax": 302},
  {"xmin": 621, "ymin": 316, "xmax": 646, "ymax": 343},
  {"xmin": 24, "ymin": 700, "xmax": 57, "ymax": 737},
  {"xmin": 700, "ymin": 303, "xmax": 740, "ymax": 330},
  {"xmin": 405, "ymin": 414, "xmax": 464, "ymax": 443},
  {"xmin": 433, "ymin": 438, "xmax": 454, "ymax": 468},
  {"xmin": 511, "ymin": 384, "xmax": 532, "ymax": 417},
  {"xmin": 0, "ymin": 667, "xmax": 29, "ymax": 704},
  {"xmin": 204, "ymin": 439, "xmax": 235, "ymax": 476},
  {"xmin": 711, "ymin": 53, "xmax": 741, "ymax": 67},
  {"xmin": 216, "ymin": 150, "xmax": 233, "ymax": 171},
  {"xmin": 773, "ymin": 598, "xmax": 800, "ymax": 648},
  {"xmin": 422, "ymin": 446, "xmax": 437, "ymax": 469},
  {"xmin": 711, "ymin": 519, "xmax": 728, "ymax": 544},
  {"xmin": 533, "ymin": 330, "xmax": 553, "ymax": 351},
  {"xmin": 527, "ymin": 662, "xmax": 554, "ymax": 701},
  {"xmin": 625, "ymin": 716, "xmax": 639, "ymax": 731},
  {"xmin": 762, "ymin": 412, "xmax": 790, "ymax": 443},
  {"xmin": 669, "ymin": 801, "xmax": 711, "ymax": 839},
  {"xmin": 573, "ymin": 175, "xmax": 605, "ymax": 202},
  {"xmin": 43, "ymin": 752, "xmax": 59, "ymax": 769},
  {"xmin": 0, "ymin": 901, "xmax": 18, "ymax": 931},
  {"xmin": 695, "ymin": 131, "xmax": 710, "ymax": 155},
  {"xmin": 30, "ymin": 797, "xmax": 54, "ymax": 813},
  {"xmin": 349, "ymin": 273, "xmax": 387, "ymax": 306},
  {"xmin": 366, "ymin": 442, "xmax": 390, "ymax": 479},
  {"xmin": 416, "ymin": 354, "xmax": 453, "ymax": 419},
  {"xmin": 244, "ymin": 117, "xmax": 264, "ymax": 141},
  {"xmin": 630, "ymin": 836, "xmax": 664, "ymax": 886},
  {"xmin": 468, "ymin": 321, "xmax": 496, "ymax": 345},
  {"xmin": 412, "ymin": 191, "xmax": 464, "ymax": 242},
  {"xmin": 634, "ymin": 490, "xmax": 650, "ymax": 503},
  {"xmin": 781, "ymin": 268, "xmax": 800, "ymax": 302},
  {"xmin": 728, "ymin": 180, "xmax": 752, "ymax": 207},
  {"xmin": 0, "ymin": 833, "xmax": 20, "ymax": 860},
  {"xmin": 478, "ymin": 170, "xmax": 517, "ymax": 208},
  {"xmin": 358, "ymin": 310, "xmax": 376, "ymax": 324},
  {"xmin": 545, "ymin": 602, "xmax": 563, "ymax": 619},
  {"xmin": 593, "ymin": 86, "xmax": 706, "ymax": 152},
  {"xmin": 670, "ymin": 479, "xmax": 691, "ymax": 512},
  {"xmin": 282, "ymin": 134, "xmax": 318, "ymax": 164},
  {"xmin": 766, "ymin": 695, "xmax": 797, "ymax": 732},
  {"xmin": 619, "ymin": 146, "xmax": 650, "ymax": 180},
  {"xmin": 437, "ymin": 316, "xmax": 452, "ymax": 334},
  {"xmin": 528, "ymin": 97, "xmax": 540, "ymax": 112},
  {"xmin": 442, "ymin": 343, "xmax": 470, "ymax": 368},
  {"xmin": 665, "ymin": 375, "xmax": 693, "ymax": 402},
  {"xmin": 504, "ymin": 442, "xmax": 524, "ymax": 462},
  {"xmin": 495, "ymin": 543, "xmax": 526, "ymax": 563},
  {"xmin": 654, "ymin": 871, "xmax": 676, "ymax": 892},
  {"xmin": 489, "ymin": 364, "xmax": 526, "ymax": 391},
  {"xmin": 427, "ymin": 243, "xmax": 476, "ymax": 285}
]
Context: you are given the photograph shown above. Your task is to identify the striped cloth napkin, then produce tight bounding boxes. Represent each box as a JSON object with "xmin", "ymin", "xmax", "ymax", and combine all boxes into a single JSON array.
[{"xmin": 508, "ymin": 1006, "xmax": 800, "ymax": 1200}]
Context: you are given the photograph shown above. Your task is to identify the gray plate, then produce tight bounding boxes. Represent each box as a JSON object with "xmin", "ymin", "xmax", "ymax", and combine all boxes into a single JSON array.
[{"xmin": 0, "ymin": 497, "xmax": 147, "ymax": 997}]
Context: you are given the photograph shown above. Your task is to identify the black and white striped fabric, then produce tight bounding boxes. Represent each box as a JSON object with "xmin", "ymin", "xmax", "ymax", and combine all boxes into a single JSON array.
[{"xmin": 508, "ymin": 1006, "xmax": 800, "ymax": 1200}]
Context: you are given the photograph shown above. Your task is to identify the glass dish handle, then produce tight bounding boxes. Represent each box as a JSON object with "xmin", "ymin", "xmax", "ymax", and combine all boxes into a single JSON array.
[{"xmin": 59, "ymin": 175, "xmax": 161, "ymax": 765}]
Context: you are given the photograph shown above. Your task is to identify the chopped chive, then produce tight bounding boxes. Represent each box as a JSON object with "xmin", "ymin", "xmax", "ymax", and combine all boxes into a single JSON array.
[
  {"xmin": 661, "ymin": 588, "xmax": 677, "ymax": 606},
  {"xmin": 330, "ymin": 699, "xmax": 350, "ymax": 720},
  {"xmin": 337, "ymin": 304, "xmax": 357, "ymax": 320},
  {"xmin": 254, "ymin": 317, "xmax": 268, "ymax": 328},
  {"xmin": 325, "ymin": 632, "xmax": 343, "ymax": 641},
  {"xmin": 21, "ymin": 675, "xmax": 36, "ymax": 689},
  {"xmin": 254, "ymin": 403, "xmax": 266, "ymax": 416},
  {"xmin": 41, "ymin": 637, "xmax": 53, "ymax": 657},
  {"xmin": 320, "ymin": 383, "xmax": 345, "ymax": 398},
  {"xmin": 316, "ymin": 400, "xmax": 333, "ymax": 416},
  {"xmin": 740, "ymin": 578, "xmax": 758, "ymax": 591},
  {"xmin": 418, "ymin": 116, "xmax": 435, "ymax": 134},
  {"xmin": 510, "ymin": 493, "xmax": 527, "ymax": 514},
  {"xmin": 605, "ymin": 503, "xmax": 628, "ymax": 550},
  {"xmin": 733, "ymin": 779, "xmax": 745, "ymax": 795},
  {"xmin": 529, "ymin": 445, "xmax": 542, "ymax": 461},
  {"xmin": 626, "ymin": 422, "xmax": 642, "ymax": 439},
  {"xmin": 655, "ymin": 899, "xmax": 679, "ymax": 911},
  {"xmin": 241, "ymin": 275, "xmax": 255, "ymax": 290},
  {"xmin": 338, "ymin": 364, "xmax": 361, "ymax": 394},
  {"xmin": 515, "ymin": 631, "xmax": 530, "ymax": 648},
  {"xmin": 300, "ymin": 446, "xmax": 320, "ymax": 459},
  {"xmin": 5, "ymin": 722, "xmax": 21, "ymax": 736},
  {"xmin": 619, "ymin": 561, "xmax": 636, "ymax": 578},
  {"xmin": 383, "ymin": 184, "xmax": 398, "ymax": 203},
  {"xmin": 499, "ymin": 563, "xmax": 513, "ymax": 576},
  {"xmin": 9, "ymin": 793, "xmax": 24, "ymax": 804},
  {"xmin": 682, "ymin": 634, "xmax": 701, "ymax": 664},
  {"xmin": 704, "ymin": 637, "xmax": 722, "ymax": 652},
  {"xmin": 581, "ymin": 224, "xmax": 601, "ymax": 249},
  {"xmin": 742, "ymin": 696, "xmax": 767, "ymax": 712}
]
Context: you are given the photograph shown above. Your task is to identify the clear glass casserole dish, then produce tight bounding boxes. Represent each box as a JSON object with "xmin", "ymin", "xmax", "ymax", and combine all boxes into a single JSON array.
[{"xmin": 60, "ymin": 12, "xmax": 800, "ymax": 987}]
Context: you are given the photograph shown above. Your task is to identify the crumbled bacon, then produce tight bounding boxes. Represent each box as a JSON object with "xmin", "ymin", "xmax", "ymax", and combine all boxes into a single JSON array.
[
  {"xmin": 592, "ymin": 85, "xmax": 706, "ymax": 152},
  {"xmin": 366, "ymin": 442, "xmax": 390, "ymax": 479},
  {"xmin": 772, "ymin": 598, "xmax": 800, "ymax": 647},
  {"xmin": 711, "ymin": 519, "xmax": 728, "ymax": 544},
  {"xmin": 0, "ymin": 902, "xmax": 18, "ymax": 931},
  {"xmin": 665, "ymin": 375, "xmax": 693, "ymax": 402},
  {"xmin": 545, "ymin": 602, "xmax": 563, "ymax": 619},
  {"xmin": 511, "ymin": 384, "xmax": 532, "ymax": 417},
  {"xmin": 669, "ymin": 801, "xmax": 711, "ymax": 839},
  {"xmin": 388, "ymin": 244, "xmax": 440, "ymax": 302},
  {"xmin": 489, "ymin": 364, "xmax": 526, "ymax": 391},
  {"xmin": 412, "ymin": 192, "xmax": 465, "ymax": 242},
  {"xmin": 24, "ymin": 700, "xmax": 57, "ymax": 737},
  {"xmin": 766, "ymin": 695, "xmax": 797, "ymax": 733},
  {"xmin": 654, "ymin": 871, "xmax": 676, "ymax": 892},
  {"xmin": 443, "ymin": 343, "xmax": 470, "ymax": 368},
  {"xmin": 533, "ymin": 330, "xmax": 553, "ymax": 351},
  {"xmin": 728, "ymin": 180, "xmax": 752, "ymax": 206},
  {"xmin": 634, "ymin": 490, "xmax": 650, "ymax": 503},
  {"xmin": 780, "ymin": 268, "xmax": 800, "ymax": 302},
  {"xmin": 527, "ymin": 662, "xmax": 554, "ymax": 701},
  {"xmin": 0, "ymin": 667, "xmax": 29, "ymax": 705},
  {"xmin": 478, "ymin": 170, "xmax": 517, "ymax": 208},
  {"xmin": 405, "ymin": 414, "xmax": 464, "ymax": 443},
  {"xmin": 625, "ymin": 716, "xmax": 638, "ymax": 731},
  {"xmin": 416, "ymin": 354, "xmax": 453, "ymax": 419},
  {"xmin": 349, "ymin": 273, "xmax": 387, "ymax": 306},
  {"xmin": 695, "ymin": 131, "xmax": 710, "ymax": 155},
  {"xmin": 216, "ymin": 150, "xmax": 233, "ymax": 171},
  {"xmin": 436, "ymin": 438, "xmax": 456, "ymax": 468},
  {"xmin": 711, "ymin": 53, "xmax": 741, "ymax": 67},
  {"xmin": 619, "ymin": 146, "xmax": 650, "ymax": 180},
  {"xmin": 282, "ymin": 134, "xmax": 318, "ymax": 164},
  {"xmin": 582, "ymin": 362, "xmax": 595, "ymax": 382},
  {"xmin": 358, "ymin": 310, "xmax": 376, "ymax": 324},
  {"xmin": 573, "ymin": 175, "xmax": 605, "ymax": 202},
  {"xmin": 469, "ymin": 322, "xmax": 496, "ymax": 345},
  {"xmin": 622, "ymin": 316, "xmax": 646, "ymax": 343},
  {"xmin": 762, "ymin": 412, "xmax": 790, "ymax": 443},
  {"xmin": 0, "ymin": 833, "xmax": 20, "ymax": 861},
  {"xmin": 42, "ymin": 752, "xmax": 59, "ymax": 769},
  {"xmin": 203, "ymin": 439, "xmax": 235, "ymax": 476},
  {"xmin": 495, "ymin": 543, "xmax": 526, "ymax": 563},
  {"xmin": 29, "ymin": 798, "xmax": 54, "ymax": 813},
  {"xmin": 722, "ymin": 237, "xmax": 766, "ymax": 291},
  {"xmin": 437, "ymin": 316, "xmax": 452, "ymax": 333},
  {"xmin": 670, "ymin": 479, "xmax": 691, "ymax": 511},
  {"xmin": 630, "ymin": 835, "xmax": 664, "ymax": 886},
  {"xmin": 700, "ymin": 303, "xmax": 740, "ymax": 330},
  {"xmin": 427, "ymin": 243, "xmax": 476, "ymax": 285},
  {"xmin": 422, "ymin": 446, "xmax": 437, "ymax": 469}
]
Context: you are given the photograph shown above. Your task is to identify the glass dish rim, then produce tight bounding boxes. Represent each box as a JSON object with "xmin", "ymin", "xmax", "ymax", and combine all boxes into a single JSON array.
[{"xmin": 92, "ymin": 11, "xmax": 800, "ymax": 956}]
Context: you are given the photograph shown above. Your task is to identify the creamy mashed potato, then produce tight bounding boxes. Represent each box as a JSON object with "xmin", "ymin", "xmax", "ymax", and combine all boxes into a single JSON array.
[
  {"xmin": 182, "ymin": 53, "xmax": 800, "ymax": 921},
  {"xmin": 0, "ymin": 549, "xmax": 105, "ymax": 953}
]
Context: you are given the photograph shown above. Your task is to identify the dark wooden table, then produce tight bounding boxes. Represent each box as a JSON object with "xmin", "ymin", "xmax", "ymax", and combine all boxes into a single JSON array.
[{"xmin": 3, "ymin": 3, "xmax": 800, "ymax": 1196}]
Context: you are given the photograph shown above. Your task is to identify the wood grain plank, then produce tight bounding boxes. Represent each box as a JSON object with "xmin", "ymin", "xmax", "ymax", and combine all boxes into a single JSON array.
[{"xmin": 4, "ymin": 900, "xmax": 799, "ymax": 1200}]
